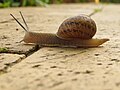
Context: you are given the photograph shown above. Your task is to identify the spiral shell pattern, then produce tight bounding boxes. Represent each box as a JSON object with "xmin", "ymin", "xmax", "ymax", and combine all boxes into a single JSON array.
[{"xmin": 57, "ymin": 14, "xmax": 97, "ymax": 40}]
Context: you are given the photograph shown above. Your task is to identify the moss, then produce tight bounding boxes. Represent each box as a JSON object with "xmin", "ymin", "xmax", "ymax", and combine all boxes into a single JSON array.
[
  {"xmin": 0, "ymin": 48, "xmax": 8, "ymax": 53},
  {"xmin": 94, "ymin": 8, "xmax": 102, "ymax": 13}
]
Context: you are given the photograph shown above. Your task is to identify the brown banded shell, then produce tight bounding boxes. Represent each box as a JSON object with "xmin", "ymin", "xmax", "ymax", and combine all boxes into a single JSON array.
[{"xmin": 57, "ymin": 14, "xmax": 97, "ymax": 40}]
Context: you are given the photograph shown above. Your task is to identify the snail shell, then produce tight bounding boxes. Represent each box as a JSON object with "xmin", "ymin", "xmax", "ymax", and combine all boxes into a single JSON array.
[
  {"xmin": 10, "ymin": 12, "xmax": 109, "ymax": 48},
  {"xmin": 57, "ymin": 15, "xmax": 96, "ymax": 40}
]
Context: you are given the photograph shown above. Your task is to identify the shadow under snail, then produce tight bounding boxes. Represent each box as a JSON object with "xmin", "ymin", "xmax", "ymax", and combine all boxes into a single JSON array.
[{"xmin": 10, "ymin": 12, "xmax": 109, "ymax": 48}]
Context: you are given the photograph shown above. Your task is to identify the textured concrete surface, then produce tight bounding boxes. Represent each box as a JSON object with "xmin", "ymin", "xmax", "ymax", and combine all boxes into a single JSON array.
[
  {"xmin": 0, "ymin": 4, "xmax": 120, "ymax": 90},
  {"xmin": 0, "ymin": 54, "xmax": 25, "ymax": 73},
  {"xmin": 0, "ymin": 4, "xmax": 95, "ymax": 54}
]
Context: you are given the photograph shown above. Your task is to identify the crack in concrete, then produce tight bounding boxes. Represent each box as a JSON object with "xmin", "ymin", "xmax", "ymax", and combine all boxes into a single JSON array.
[
  {"xmin": 0, "ymin": 45, "xmax": 40, "ymax": 57},
  {"xmin": 0, "ymin": 7, "xmax": 104, "ymax": 75},
  {"xmin": 0, "ymin": 56, "xmax": 25, "ymax": 75},
  {"xmin": 0, "ymin": 45, "xmax": 40, "ymax": 75}
]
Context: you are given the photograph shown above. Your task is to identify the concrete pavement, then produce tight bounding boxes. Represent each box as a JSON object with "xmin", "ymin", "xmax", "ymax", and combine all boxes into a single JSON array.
[{"xmin": 0, "ymin": 4, "xmax": 120, "ymax": 90}]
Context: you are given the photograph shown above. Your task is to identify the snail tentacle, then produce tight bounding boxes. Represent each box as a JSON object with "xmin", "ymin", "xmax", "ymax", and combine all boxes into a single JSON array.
[
  {"xmin": 10, "ymin": 13, "xmax": 28, "ymax": 32},
  {"xmin": 19, "ymin": 11, "xmax": 29, "ymax": 31}
]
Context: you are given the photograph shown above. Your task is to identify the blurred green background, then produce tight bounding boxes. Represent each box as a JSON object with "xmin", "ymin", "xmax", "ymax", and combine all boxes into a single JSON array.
[{"xmin": 0, "ymin": 0, "xmax": 120, "ymax": 8}]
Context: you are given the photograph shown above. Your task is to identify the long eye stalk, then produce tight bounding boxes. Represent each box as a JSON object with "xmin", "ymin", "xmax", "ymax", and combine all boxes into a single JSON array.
[
  {"xmin": 19, "ymin": 11, "xmax": 29, "ymax": 31},
  {"xmin": 10, "ymin": 12, "xmax": 28, "ymax": 32}
]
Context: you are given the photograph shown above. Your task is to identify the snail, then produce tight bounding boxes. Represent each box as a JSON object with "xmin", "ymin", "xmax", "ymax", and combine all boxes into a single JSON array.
[{"xmin": 10, "ymin": 12, "xmax": 109, "ymax": 48}]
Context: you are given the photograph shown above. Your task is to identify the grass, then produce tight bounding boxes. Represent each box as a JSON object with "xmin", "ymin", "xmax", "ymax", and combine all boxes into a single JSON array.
[
  {"xmin": 0, "ymin": 0, "xmax": 51, "ymax": 8},
  {"xmin": 94, "ymin": 8, "xmax": 103, "ymax": 13},
  {"xmin": 0, "ymin": 0, "xmax": 120, "ymax": 8}
]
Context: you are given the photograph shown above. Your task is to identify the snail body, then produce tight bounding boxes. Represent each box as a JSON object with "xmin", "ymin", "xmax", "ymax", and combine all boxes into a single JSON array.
[
  {"xmin": 23, "ymin": 32, "xmax": 108, "ymax": 47},
  {"xmin": 10, "ymin": 12, "xmax": 109, "ymax": 48}
]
